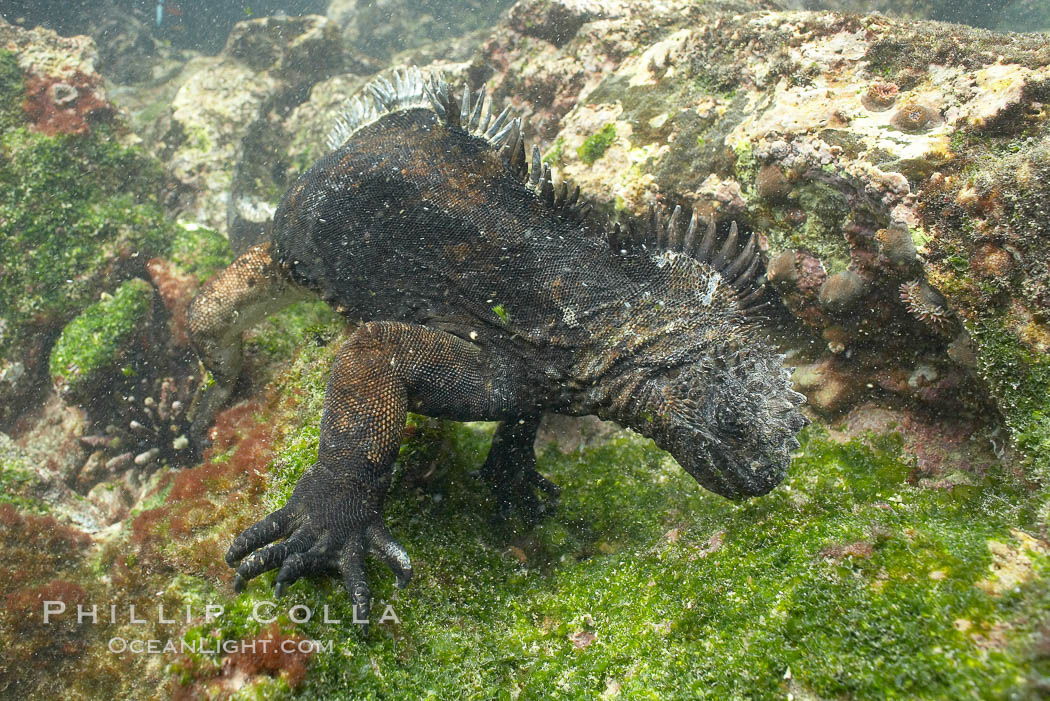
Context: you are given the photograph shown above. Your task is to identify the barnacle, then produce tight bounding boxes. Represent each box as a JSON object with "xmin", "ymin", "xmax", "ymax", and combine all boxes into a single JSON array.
[
  {"xmin": 899, "ymin": 279, "xmax": 953, "ymax": 331},
  {"xmin": 874, "ymin": 226, "xmax": 918, "ymax": 270},
  {"xmin": 889, "ymin": 103, "xmax": 940, "ymax": 133},
  {"xmin": 755, "ymin": 163, "xmax": 791, "ymax": 201},
  {"xmin": 766, "ymin": 250, "xmax": 798, "ymax": 289},
  {"xmin": 818, "ymin": 270, "xmax": 867, "ymax": 313},
  {"xmin": 861, "ymin": 82, "xmax": 899, "ymax": 112}
]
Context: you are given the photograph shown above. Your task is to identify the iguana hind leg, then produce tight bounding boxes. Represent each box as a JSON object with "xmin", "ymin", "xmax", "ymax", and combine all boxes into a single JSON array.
[
  {"xmin": 477, "ymin": 415, "xmax": 560, "ymax": 524},
  {"xmin": 186, "ymin": 242, "xmax": 307, "ymax": 451},
  {"xmin": 225, "ymin": 321, "xmax": 531, "ymax": 624}
]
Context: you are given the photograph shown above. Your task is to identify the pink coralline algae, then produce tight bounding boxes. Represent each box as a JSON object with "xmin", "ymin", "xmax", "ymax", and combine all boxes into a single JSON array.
[{"xmin": 22, "ymin": 71, "xmax": 114, "ymax": 136}]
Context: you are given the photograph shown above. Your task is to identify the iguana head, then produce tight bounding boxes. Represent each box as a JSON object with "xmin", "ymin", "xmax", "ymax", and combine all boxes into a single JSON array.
[{"xmin": 650, "ymin": 351, "xmax": 808, "ymax": 499}]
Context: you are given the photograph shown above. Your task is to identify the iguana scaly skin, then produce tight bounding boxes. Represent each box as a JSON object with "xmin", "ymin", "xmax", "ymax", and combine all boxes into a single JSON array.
[{"xmin": 187, "ymin": 69, "xmax": 808, "ymax": 622}]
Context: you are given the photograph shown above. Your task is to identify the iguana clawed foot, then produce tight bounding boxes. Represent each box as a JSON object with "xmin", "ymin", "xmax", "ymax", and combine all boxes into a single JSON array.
[{"xmin": 225, "ymin": 465, "xmax": 411, "ymax": 626}]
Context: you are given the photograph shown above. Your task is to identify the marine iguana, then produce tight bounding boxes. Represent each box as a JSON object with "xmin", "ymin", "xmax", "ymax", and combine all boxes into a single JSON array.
[{"xmin": 187, "ymin": 68, "xmax": 808, "ymax": 622}]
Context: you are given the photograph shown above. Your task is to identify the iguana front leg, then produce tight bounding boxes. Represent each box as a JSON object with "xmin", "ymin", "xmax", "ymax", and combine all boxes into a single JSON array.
[
  {"xmin": 225, "ymin": 321, "xmax": 528, "ymax": 622},
  {"xmin": 187, "ymin": 242, "xmax": 307, "ymax": 452}
]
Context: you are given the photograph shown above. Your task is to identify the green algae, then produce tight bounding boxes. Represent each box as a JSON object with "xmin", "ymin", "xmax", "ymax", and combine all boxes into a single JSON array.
[
  {"xmin": 169, "ymin": 221, "xmax": 234, "ymax": 283},
  {"xmin": 49, "ymin": 278, "xmax": 155, "ymax": 402},
  {"xmin": 585, "ymin": 67, "xmax": 735, "ymax": 191},
  {"xmin": 0, "ymin": 50, "xmax": 23, "ymax": 132},
  {"xmin": 969, "ymin": 321, "xmax": 1050, "ymax": 479},
  {"xmin": 732, "ymin": 141, "xmax": 757, "ymax": 185},
  {"xmin": 55, "ymin": 294, "xmax": 1044, "ymax": 699},
  {"xmin": 86, "ymin": 274, "xmax": 1044, "ymax": 698},
  {"xmin": 576, "ymin": 123, "xmax": 616, "ymax": 166},
  {"xmin": 492, "ymin": 304, "xmax": 510, "ymax": 325},
  {"xmin": 245, "ymin": 301, "xmax": 341, "ymax": 365},
  {"xmin": 918, "ymin": 138, "xmax": 1050, "ymax": 480},
  {"xmin": 542, "ymin": 136, "xmax": 564, "ymax": 166},
  {"xmin": 863, "ymin": 22, "xmax": 1050, "ymax": 77},
  {"xmin": 0, "ymin": 435, "xmax": 47, "ymax": 513},
  {"xmin": 169, "ymin": 384, "xmax": 1048, "ymax": 699},
  {"xmin": 7, "ymin": 12, "xmax": 1050, "ymax": 701},
  {"xmin": 0, "ymin": 126, "xmax": 174, "ymax": 355},
  {"xmin": 758, "ymin": 180, "xmax": 853, "ymax": 273}
]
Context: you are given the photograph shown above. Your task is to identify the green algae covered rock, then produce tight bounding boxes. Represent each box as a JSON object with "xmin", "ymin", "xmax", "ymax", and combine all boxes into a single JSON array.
[
  {"xmin": 49, "ymin": 278, "xmax": 155, "ymax": 405},
  {"xmin": 0, "ymin": 50, "xmax": 22, "ymax": 132},
  {"xmin": 0, "ymin": 124, "xmax": 174, "ymax": 424},
  {"xmin": 0, "ymin": 28, "xmax": 176, "ymax": 425},
  {"xmin": 123, "ymin": 359, "xmax": 1050, "ymax": 698},
  {"xmin": 576, "ymin": 122, "xmax": 617, "ymax": 165},
  {"xmin": 468, "ymin": 0, "xmax": 1050, "ymax": 481},
  {"xmin": 0, "ymin": 128, "xmax": 172, "ymax": 349},
  {"xmin": 919, "ymin": 138, "xmax": 1050, "ymax": 482},
  {"xmin": 168, "ymin": 221, "xmax": 235, "ymax": 284}
]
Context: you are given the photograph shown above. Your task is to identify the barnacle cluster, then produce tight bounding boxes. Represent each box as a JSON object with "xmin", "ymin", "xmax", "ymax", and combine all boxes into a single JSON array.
[
  {"xmin": 874, "ymin": 226, "xmax": 919, "ymax": 271},
  {"xmin": 755, "ymin": 163, "xmax": 792, "ymax": 202},
  {"xmin": 818, "ymin": 270, "xmax": 867, "ymax": 313},
  {"xmin": 766, "ymin": 250, "xmax": 799, "ymax": 288}
]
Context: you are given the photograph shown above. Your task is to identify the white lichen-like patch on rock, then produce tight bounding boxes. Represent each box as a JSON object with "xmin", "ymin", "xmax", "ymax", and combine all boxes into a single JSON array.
[
  {"xmin": 556, "ymin": 102, "xmax": 666, "ymax": 205},
  {"xmin": 622, "ymin": 29, "xmax": 691, "ymax": 88},
  {"xmin": 698, "ymin": 175, "xmax": 748, "ymax": 210},
  {"xmin": 168, "ymin": 61, "xmax": 280, "ymax": 227},
  {"xmin": 951, "ymin": 62, "xmax": 1050, "ymax": 127},
  {"xmin": 285, "ymin": 73, "xmax": 370, "ymax": 166},
  {"xmin": 977, "ymin": 529, "xmax": 1049, "ymax": 596}
]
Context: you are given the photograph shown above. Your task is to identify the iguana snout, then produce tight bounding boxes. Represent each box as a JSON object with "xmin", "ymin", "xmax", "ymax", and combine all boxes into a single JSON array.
[{"xmin": 653, "ymin": 357, "xmax": 808, "ymax": 499}]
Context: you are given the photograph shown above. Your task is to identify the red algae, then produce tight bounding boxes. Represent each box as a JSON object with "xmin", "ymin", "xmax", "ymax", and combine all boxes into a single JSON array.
[
  {"xmin": 127, "ymin": 399, "xmax": 273, "ymax": 579},
  {"xmin": 147, "ymin": 258, "xmax": 200, "ymax": 347},
  {"xmin": 170, "ymin": 624, "xmax": 313, "ymax": 700},
  {"xmin": 21, "ymin": 71, "xmax": 114, "ymax": 136},
  {"xmin": 0, "ymin": 503, "xmax": 92, "ymax": 553},
  {"xmin": 4, "ymin": 579, "xmax": 87, "ymax": 632},
  {"xmin": 225, "ymin": 624, "xmax": 312, "ymax": 687},
  {"xmin": 205, "ymin": 400, "xmax": 267, "ymax": 455}
]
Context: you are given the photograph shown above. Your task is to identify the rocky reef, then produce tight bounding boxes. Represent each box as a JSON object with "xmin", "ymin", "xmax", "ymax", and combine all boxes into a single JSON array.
[
  {"xmin": 2, "ymin": 1, "xmax": 1050, "ymax": 698},
  {"xmin": 786, "ymin": 0, "xmax": 1050, "ymax": 32},
  {"xmin": 454, "ymin": 0, "xmax": 1050, "ymax": 485}
]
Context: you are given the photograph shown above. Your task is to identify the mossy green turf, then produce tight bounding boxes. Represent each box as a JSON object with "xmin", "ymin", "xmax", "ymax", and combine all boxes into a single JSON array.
[
  {"xmin": 0, "ymin": 51, "xmax": 23, "ymax": 133},
  {"xmin": 576, "ymin": 124, "xmax": 617, "ymax": 166},
  {"xmin": 169, "ymin": 222, "xmax": 235, "ymax": 283},
  {"xmin": 0, "ymin": 125, "xmax": 174, "ymax": 353},
  {"xmin": 0, "ymin": 435, "xmax": 47, "ymax": 513},
  {"xmin": 49, "ymin": 277, "xmax": 154, "ymax": 399},
  {"xmin": 969, "ymin": 321, "xmax": 1050, "ymax": 480},
  {"xmin": 164, "ymin": 334, "xmax": 1049, "ymax": 700},
  {"xmin": 780, "ymin": 181, "xmax": 853, "ymax": 274}
]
